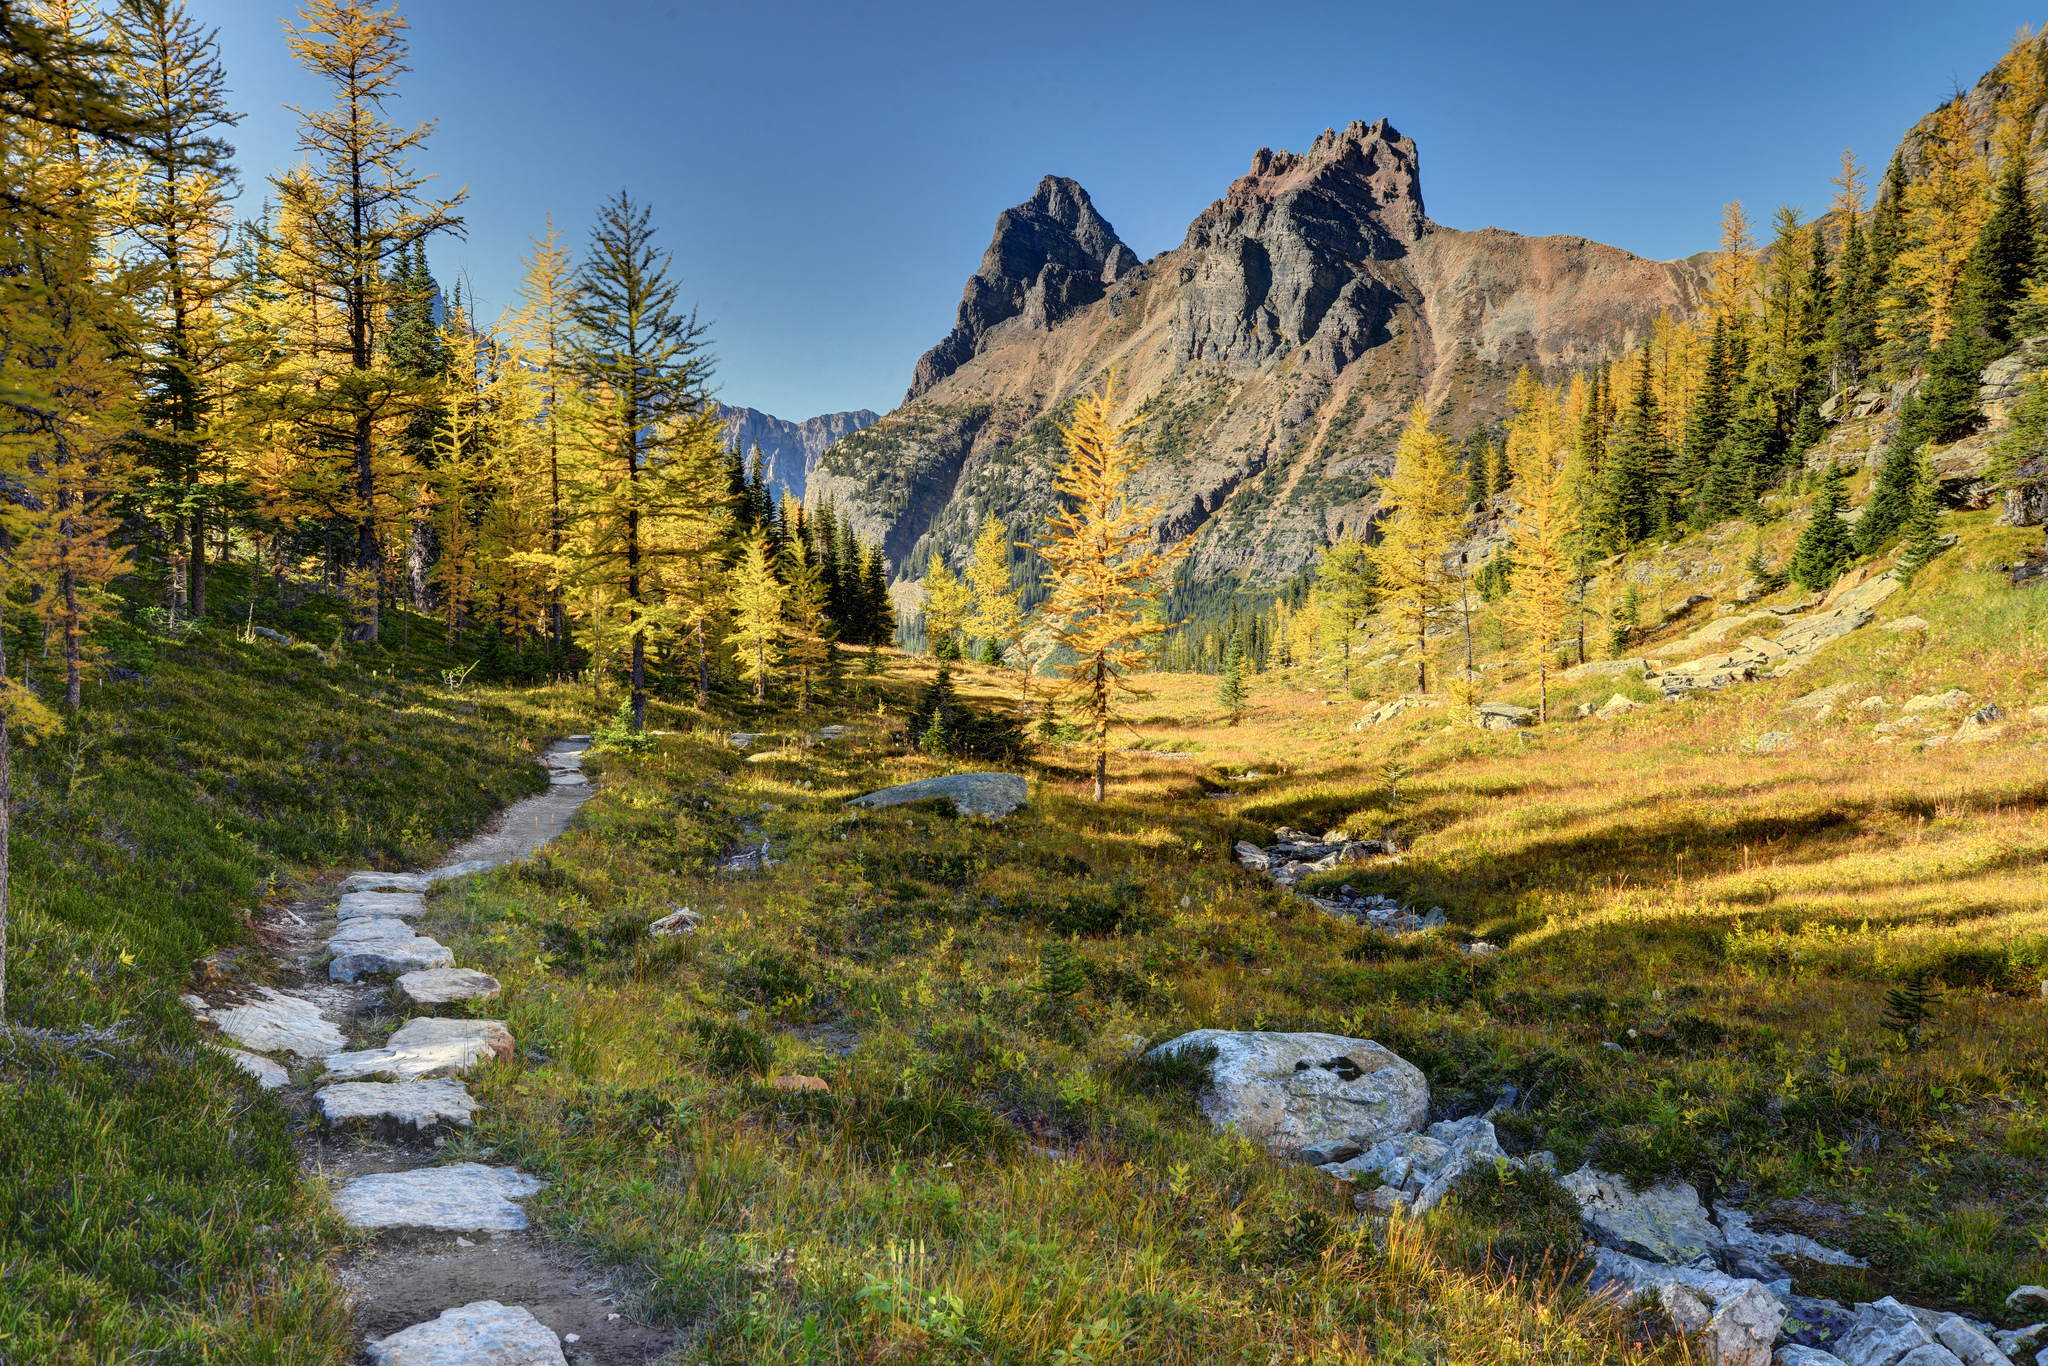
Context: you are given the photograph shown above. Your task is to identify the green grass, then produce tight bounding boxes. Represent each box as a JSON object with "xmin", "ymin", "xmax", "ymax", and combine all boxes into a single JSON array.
[{"xmin": 0, "ymin": 563, "xmax": 580, "ymax": 1364}]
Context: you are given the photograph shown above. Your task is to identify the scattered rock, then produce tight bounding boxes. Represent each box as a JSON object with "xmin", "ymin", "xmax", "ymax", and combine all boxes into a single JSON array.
[
  {"xmin": 1934, "ymin": 1315, "xmax": 2008, "ymax": 1366},
  {"xmin": 2008, "ymin": 1287, "xmax": 2048, "ymax": 1312},
  {"xmin": 332, "ymin": 1163, "xmax": 545, "ymax": 1232},
  {"xmin": 1717, "ymin": 1208, "xmax": 1864, "ymax": 1270},
  {"xmin": 1145, "ymin": 1030, "xmax": 1428, "ymax": 1162},
  {"xmin": 1955, "ymin": 704, "xmax": 2005, "ymax": 743},
  {"xmin": 197, "ymin": 986, "xmax": 346, "ymax": 1059},
  {"xmin": 1881, "ymin": 616, "xmax": 1929, "ymax": 632},
  {"xmin": 1790, "ymin": 683, "xmax": 1857, "ymax": 711},
  {"xmin": 366, "ymin": 1300, "xmax": 567, "ymax": 1366},
  {"xmin": 1474, "ymin": 702, "xmax": 1536, "ymax": 730},
  {"xmin": 1319, "ymin": 1115, "xmax": 1544, "ymax": 1215},
  {"xmin": 216, "ymin": 1045, "xmax": 289, "ymax": 1089},
  {"xmin": 769, "ymin": 1074, "xmax": 829, "ymax": 1093},
  {"xmin": 1900, "ymin": 689, "xmax": 1968, "ymax": 716},
  {"xmin": 396, "ymin": 967, "xmax": 501, "ymax": 1006},
  {"xmin": 1835, "ymin": 1297, "xmax": 1942, "ymax": 1366},
  {"xmin": 316, "ymin": 1078, "xmax": 478, "ymax": 1131},
  {"xmin": 1754, "ymin": 732, "xmax": 1798, "ymax": 753},
  {"xmin": 1589, "ymin": 1249, "xmax": 1785, "ymax": 1366},
  {"xmin": 728, "ymin": 732, "xmax": 756, "ymax": 748},
  {"xmin": 1596, "ymin": 693, "xmax": 1647, "ymax": 718},
  {"xmin": 847, "ymin": 772, "xmax": 1028, "ymax": 818},
  {"xmin": 1826, "ymin": 571, "xmax": 1903, "ymax": 615},
  {"xmin": 248, "ymin": 625, "xmax": 292, "ymax": 644},
  {"xmin": 1351, "ymin": 694, "xmax": 1446, "ymax": 729},
  {"xmin": 337, "ymin": 891, "xmax": 427, "ymax": 921},
  {"xmin": 1561, "ymin": 1166, "xmax": 1722, "ymax": 1268},
  {"xmin": 323, "ymin": 1018, "xmax": 514, "ymax": 1083},
  {"xmin": 647, "ymin": 906, "xmax": 701, "ymax": 937}
]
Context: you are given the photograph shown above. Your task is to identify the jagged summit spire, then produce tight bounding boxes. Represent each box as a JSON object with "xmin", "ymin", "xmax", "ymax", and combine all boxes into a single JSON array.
[{"xmin": 907, "ymin": 176, "xmax": 1137, "ymax": 402}]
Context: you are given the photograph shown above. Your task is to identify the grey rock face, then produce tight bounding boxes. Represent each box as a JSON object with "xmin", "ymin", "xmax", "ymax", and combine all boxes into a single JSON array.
[
  {"xmin": 1561, "ymin": 1165, "xmax": 1722, "ymax": 1268},
  {"xmin": 366, "ymin": 1301, "xmax": 567, "ymax": 1366},
  {"xmin": 1146, "ymin": 1029, "xmax": 1428, "ymax": 1160},
  {"xmin": 1588, "ymin": 1248, "xmax": 1786, "ymax": 1366},
  {"xmin": 332, "ymin": 1163, "xmax": 545, "ymax": 1232},
  {"xmin": 908, "ymin": 176, "xmax": 1135, "ymax": 401},
  {"xmin": 1836, "ymin": 1297, "xmax": 1939, "ymax": 1366},
  {"xmin": 715, "ymin": 403, "xmax": 881, "ymax": 502},
  {"xmin": 199, "ymin": 987, "xmax": 345, "ymax": 1059},
  {"xmin": 1318, "ymin": 1114, "xmax": 1542, "ymax": 1215},
  {"xmin": 316, "ymin": 1078, "xmax": 477, "ymax": 1130},
  {"xmin": 848, "ymin": 772, "xmax": 1028, "ymax": 818},
  {"xmin": 1474, "ymin": 702, "xmax": 1535, "ymax": 730},
  {"xmin": 396, "ymin": 967, "xmax": 501, "ymax": 1006}
]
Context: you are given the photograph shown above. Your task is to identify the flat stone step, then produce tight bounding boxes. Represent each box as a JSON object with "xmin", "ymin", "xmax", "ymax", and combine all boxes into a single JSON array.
[
  {"xmin": 339, "ymin": 891, "xmax": 427, "ymax": 921},
  {"xmin": 330, "ymin": 934, "xmax": 454, "ymax": 983},
  {"xmin": 316, "ymin": 1078, "xmax": 477, "ymax": 1130},
  {"xmin": 323, "ymin": 1017, "xmax": 514, "ymax": 1082},
  {"xmin": 187, "ymin": 986, "xmax": 346, "ymax": 1059},
  {"xmin": 367, "ymin": 1300, "xmax": 567, "ymax": 1366},
  {"xmin": 397, "ymin": 967, "xmax": 501, "ymax": 1006},
  {"xmin": 427, "ymin": 859, "xmax": 497, "ymax": 883},
  {"xmin": 333, "ymin": 1163, "xmax": 544, "ymax": 1232},
  {"xmin": 344, "ymin": 871, "xmax": 432, "ymax": 894},
  {"xmin": 214, "ymin": 1044, "xmax": 289, "ymax": 1089},
  {"xmin": 329, "ymin": 916, "xmax": 421, "ymax": 945}
]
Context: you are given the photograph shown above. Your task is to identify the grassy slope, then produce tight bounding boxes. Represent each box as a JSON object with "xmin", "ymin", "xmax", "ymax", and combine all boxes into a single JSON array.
[
  {"xmin": 0, "ymin": 567, "xmax": 578, "ymax": 1364},
  {"xmin": 391, "ymin": 498, "xmax": 2048, "ymax": 1364}
]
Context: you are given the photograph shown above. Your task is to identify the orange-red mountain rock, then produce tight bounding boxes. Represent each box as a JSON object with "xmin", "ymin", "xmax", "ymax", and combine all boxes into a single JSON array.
[{"xmin": 811, "ymin": 119, "xmax": 1710, "ymax": 591}]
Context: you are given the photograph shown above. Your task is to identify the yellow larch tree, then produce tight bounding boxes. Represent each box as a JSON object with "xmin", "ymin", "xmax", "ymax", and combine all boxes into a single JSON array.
[
  {"xmin": 499, "ymin": 217, "xmax": 576, "ymax": 653},
  {"xmin": 964, "ymin": 510, "xmax": 1030, "ymax": 704},
  {"xmin": 1037, "ymin": 375, "xmax": 1187, "ymax": 802},
  {"xmin": 919, "ymin": 554, "xmax": 972, "ymax": 656},
  {"xmin": 1367, "ymin": 404, "xmax": 1465, "ymax": 693},
  {"xmin": 781, "ymin": 529, "xmax": 833, "ymax": 714},
  {"xmin": 1502, "ymin": 383, "xmax": 1579, "ymax": 722},
  {"xmin": 725, "ymin": 528, "xmax": 783, "ymax": 701},
  {"xmin": 1884, "ymin": 96, "xmax": 1991, "ymax": 352},
  {"xmin": 1707, "ymin": 201, "xmax": 1759, "ymax": 331}
]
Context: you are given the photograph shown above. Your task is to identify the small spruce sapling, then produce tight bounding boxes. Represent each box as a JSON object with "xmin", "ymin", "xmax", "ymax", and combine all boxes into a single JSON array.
[
  {"xmin": 1033, "ymin": 940, "xmax": 1089, "ymax": 1000},
  {"xmin": 1879, "ymin": 969, "xmax": 1940, "ymax": 1052},
  {"xmin": 1789, "ymin": 464, "xmax": 1855, "ymax": 591},
  {"xmin": 1607, "ymin": 584, "xmax": 1640, "ymax": 656},
  {"xmin": 1216, "ymin": 635, "xmax": 1248, "ymax": 723}
]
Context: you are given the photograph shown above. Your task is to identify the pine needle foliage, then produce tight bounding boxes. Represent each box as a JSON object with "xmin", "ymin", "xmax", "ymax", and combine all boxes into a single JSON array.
[{"xmin": 1368, "ymin": 405, "xmax": 1467, "ymax": 693}]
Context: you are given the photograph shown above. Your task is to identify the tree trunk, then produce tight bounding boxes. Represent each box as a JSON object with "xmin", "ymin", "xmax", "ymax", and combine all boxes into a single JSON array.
[
  {"xmin": 695, "ymin": 620, "xmax": 709, "ymax": 710},
  {"xmin": 631, "ymin": 632, "xmax": 646, "ymax": 730},
  {"xmin": 0, "ymin": 628, "xmax": 12, "ymax": 1025},
  {"xmin": 1539, "ymin": 661, "xmax": 1548, "ymax": 724},
  {"xmin": 1094, "ymin": 749, "xmax": 1106, "ymax": 803},
  {"xmin": 62, "ymin": 565, "xmax": 79, "ymax": 712},
  {"xmin": 355, "ymin": 407, "xmax": 378, "ymax": 641},
  {"xmin": 188, "ymin": 509, "xmax": 206, "ymax": 618}
]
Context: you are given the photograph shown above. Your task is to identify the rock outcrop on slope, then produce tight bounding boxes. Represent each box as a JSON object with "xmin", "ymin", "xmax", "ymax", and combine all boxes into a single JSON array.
[
  {"xmin": 812, "ymin": 120, "xmax": 1707, "ymax": 591},
  {"xmin": 715, "ymin": 403, "xmax": 881, "ymax": 501}
]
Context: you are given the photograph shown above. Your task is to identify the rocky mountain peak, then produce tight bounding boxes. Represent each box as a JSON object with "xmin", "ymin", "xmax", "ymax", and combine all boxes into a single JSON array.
[
  {"xmin": 907, "ymin": 174, "xmax": 1136, "ymax": 403},
  {"xmin": 1236, "ymin": 119, "xmax": 1424, "ymax": 240}
]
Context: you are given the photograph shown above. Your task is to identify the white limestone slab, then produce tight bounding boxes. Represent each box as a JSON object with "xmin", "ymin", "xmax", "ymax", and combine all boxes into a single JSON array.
[
  {"xmin": 367, "ymin": 1300, "xmax": 567, "ymax": 1366},
  {"xmin": 321, "ymin": 1017, "xmax": 513, "ymax": 1082},
  {"xmin": 316, "ymin": 1078, "xmax": 477, "ymax": 1129},
  {"xmin": 338, "ymin": 891, "xmax": 427, "ymax": 921},
  {"xmin": 214, "ymin": 1044, "xmax": 289, "ymax": 1089},
  {"xmin": 333, "ymin": 1163, "xmax": 544, "ymax": 1232},
  {"xmin": 204, "ymin": 986, "xmax": 346, "ymax": 1059},
  {"xmin": 329, "ymin": 935, "xmax": 454, "ymax": 983},
  {"xmin": 397, "ymin": 967, "xmax": 501, "ymax": 1005},
  {"xmin": 328, "ymin": 916, "xmax": 419, "ymax": 946}
]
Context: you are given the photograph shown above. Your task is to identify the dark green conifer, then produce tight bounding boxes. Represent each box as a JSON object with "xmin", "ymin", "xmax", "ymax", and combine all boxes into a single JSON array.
[
  {"xmin": 1465, "ymin": 431, "xmax": 1491, "ymax": 507},
  {"xmin": 1789, "ymin": 464, "xmax": 1854, "ymax": 591},
  {"xmin": 1598, "ymin": 352, "xmax": 1666, "ymax": 548}
]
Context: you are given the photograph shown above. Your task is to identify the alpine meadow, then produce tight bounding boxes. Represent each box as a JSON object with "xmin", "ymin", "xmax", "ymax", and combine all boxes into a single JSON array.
[{"xmin": 14, "ymin": 5, "xmax": 2048, "ymax": 1366}]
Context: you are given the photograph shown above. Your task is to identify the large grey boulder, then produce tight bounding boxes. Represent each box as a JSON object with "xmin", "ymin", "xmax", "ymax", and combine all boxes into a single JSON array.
[
  {"xmin": 396, "ymin": 967, "xmax": 501, "ymax": 1006},
  {"xmin": 1775, "ymin": 607, "xmax": 1875, "ymax": 656},
  {"xmin": 198, "ymin": 987, "xmax": 345, "ymax": 1059},
  {"xmin": 1561, "ymin": 1165, "xmax": 1723, "ymax": 1268},
  {"xmin": 1932, "ymin": 1316, "xmax": 2006, "ymax": 1366},
  {"xmin": 1835, "ymin": 1298, "xmax": 1942, "ymax": 1366},
  {"xmin": 316, "ymin": 1078, "xmax": 477, "ymax": 1130},
  {"xmin": 322, "ymin": 1018, "xmax": 514, "ymax": 1083},
  {"xmin": 366, "ymin": 1301, "xmax": 566, "ymax": 1366},
  {"xmin": 1474, "ymin": 703, "xmax": 1536, "ymax": 730},
  {"xmin": 848, "ymin": 772, "xmax": 1028, "ymax": 818},
  {"xmin": 1146, "ymin": 1030, "xmax": 1428, "ymax": 1162},
  {"xmin": 332, "ymin": 1163, "xmax": 544, "ymax": 1232}
]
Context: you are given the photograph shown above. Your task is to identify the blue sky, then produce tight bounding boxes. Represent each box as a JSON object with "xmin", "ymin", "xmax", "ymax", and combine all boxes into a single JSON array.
[{"xmin": 204, "ymin": 0, "xmax": 2037, "ymax": 420}]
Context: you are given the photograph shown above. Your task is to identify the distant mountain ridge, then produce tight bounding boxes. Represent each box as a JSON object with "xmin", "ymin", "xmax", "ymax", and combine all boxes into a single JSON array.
[
  {"xmin": 810, "ymin": 119, "xmax": 1707, "ymax": 590},
  {"xmin": 714, "ymin": 403, "xmax": 880, "ymax": 502}
]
